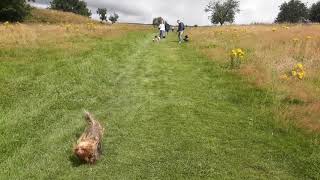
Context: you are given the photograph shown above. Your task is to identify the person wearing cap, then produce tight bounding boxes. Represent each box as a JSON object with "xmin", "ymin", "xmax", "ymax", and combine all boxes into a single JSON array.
[{"xmin": 177, "ymin": 20, "xmax": 185, "ymax": 44}]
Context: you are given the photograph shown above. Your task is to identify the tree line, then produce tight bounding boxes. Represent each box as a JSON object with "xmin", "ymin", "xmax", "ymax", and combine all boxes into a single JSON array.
[
  {"xmin": 275, "ymin": 0, "xmax": 320, "ymax": 23},
  {"xmin": 0, "ymin": 0, "xmax": 34, "ymax": 22},
  {"xmin": 205, "ymin": 0, "xmax": 320, "ymax": 25},
  {"xmin": 1, "ymin": 0, "xmax": 320, "ymax": 24},
  {"xmin": 0, "ymin": 0, "xmax": 119, "ymax": 23},
  {"xmin": 96, "ymin": 8, "xmax": 119, "ymax": 24}
]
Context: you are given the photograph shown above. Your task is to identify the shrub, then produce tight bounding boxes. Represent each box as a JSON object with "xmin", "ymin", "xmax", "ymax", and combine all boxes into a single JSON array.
[
  {"xmin": 310, "ymin": 1, "xmax": 320, "ymax": 23},
  {"xmin": 0, "ymin": 0, "xmax": 33, "ymax": 22},
  {"xmin": 50, "ymin": 0, "xmax": 91, "ymax": 17}
]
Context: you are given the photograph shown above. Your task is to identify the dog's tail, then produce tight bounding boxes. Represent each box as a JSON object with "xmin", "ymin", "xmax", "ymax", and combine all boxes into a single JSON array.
[{"xmin": 84, "ymin": 111, "xmax": 94, "ymax": 124}]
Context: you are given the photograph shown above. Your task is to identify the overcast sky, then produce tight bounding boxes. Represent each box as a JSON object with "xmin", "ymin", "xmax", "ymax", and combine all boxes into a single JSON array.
[{"xmin": 31, "ymin": 0, "xmax": 318, "ymax": 25}]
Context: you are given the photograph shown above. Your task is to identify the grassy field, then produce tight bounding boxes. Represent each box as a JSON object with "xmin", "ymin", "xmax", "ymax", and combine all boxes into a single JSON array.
[
  {"xmin": 189, "ymin": 25, "xmax": 320, "ymax": 132},
  {"xmin": 25, "ymin": 8, "xmax": 94, "ymax": 24},
  {"xmin": 1, "ymin": 19, "xmax": 320, "ymax": 179}
]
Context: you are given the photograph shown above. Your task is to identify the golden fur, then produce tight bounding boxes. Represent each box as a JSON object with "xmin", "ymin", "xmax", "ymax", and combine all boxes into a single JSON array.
[{"xmin": 73, "ymin": 112, "xmax": 104, "ymax": 164}]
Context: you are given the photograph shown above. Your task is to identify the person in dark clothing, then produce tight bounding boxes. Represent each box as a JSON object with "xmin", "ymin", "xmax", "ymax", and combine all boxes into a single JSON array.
[
  {"xmin": 165, "ymin": 22, "xmax": 170, "ymax": 36},
  {"xmin": 177, "ymin": 20, "xmax": 185, "ymax": 44}
]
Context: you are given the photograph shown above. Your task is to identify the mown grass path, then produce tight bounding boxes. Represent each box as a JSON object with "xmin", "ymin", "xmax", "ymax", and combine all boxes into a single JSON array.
[{"xmin": 0, "ymin": 31, "xmax": 319, "ymax": 179}]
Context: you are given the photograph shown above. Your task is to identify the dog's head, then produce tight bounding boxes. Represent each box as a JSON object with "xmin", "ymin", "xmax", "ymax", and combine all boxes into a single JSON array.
[{"xmin": 74, "ymin": 141, "xmax": 94, "ymax": 161}]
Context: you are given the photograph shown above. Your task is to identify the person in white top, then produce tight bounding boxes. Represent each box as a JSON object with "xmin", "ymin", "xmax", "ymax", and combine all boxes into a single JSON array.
[{"xmin": 159, "ymin": 21, "xmax": 165, "ymax": 39}]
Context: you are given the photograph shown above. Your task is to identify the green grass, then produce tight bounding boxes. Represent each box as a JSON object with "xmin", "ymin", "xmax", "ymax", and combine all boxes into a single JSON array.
[{"xmin": 0, "ymin": 30, "xmax": 320, "ymax": 179}]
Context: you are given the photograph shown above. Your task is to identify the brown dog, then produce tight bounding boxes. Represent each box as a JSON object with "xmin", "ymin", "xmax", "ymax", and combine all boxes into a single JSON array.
[{"xmin": 73, "ymin": 112, "xmax": 104, "ymax": 164}]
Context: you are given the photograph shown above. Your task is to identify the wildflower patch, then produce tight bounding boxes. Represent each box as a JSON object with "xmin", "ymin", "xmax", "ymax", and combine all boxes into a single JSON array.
[
  {"xmin": 230, "ymin": 48, "xmax": 245, "ymax": 69},
  {"xmin": 291, "ymin": 63, "xmax": 305, "ymax": 80}
]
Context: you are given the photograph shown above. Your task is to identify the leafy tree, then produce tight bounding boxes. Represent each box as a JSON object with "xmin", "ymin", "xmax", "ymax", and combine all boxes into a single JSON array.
[
  {"xmin": 50, "ymin": 0, "xmax": 91, "ymax": 17},
  {"xmin": 310, "ymin": 1, "xmax": 320, "ymax": 23},
  {"xmin": 109, "ymin": 12, "xmax": 119, "ymax": 24},
  {"xmin": 205, "ymin": 0, "xmax": 240, "ymax": 25},
  {"xmin": 0, "ymin": 0, "xmax": 34, "ymax": 22},
  {"xmin": 97, "ymin": 8, "xmax": 107, "ymax": 22},
  {"xmin": 152, "ymin": 17, "xmax": 163, "ymax": 27},
  {"xmin": 275, "ymin": 0, "xmax": 308, "ymax": 23}
]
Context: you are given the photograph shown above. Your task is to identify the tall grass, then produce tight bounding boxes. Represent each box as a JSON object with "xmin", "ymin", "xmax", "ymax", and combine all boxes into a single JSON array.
[
  {"xmin": 25, "ymin": 8, "xmax": 94, "ymax": 24},
  {"xmin": 189, "ymin": 24, "xmax": 320, "ymax": 132},
  {"xmin": 1, "ymin": 24, "xmax": 320, "ymax": 178},
  {"xmin": 0, "ymin": 22, "xmax": 152, "ymax": 49}
]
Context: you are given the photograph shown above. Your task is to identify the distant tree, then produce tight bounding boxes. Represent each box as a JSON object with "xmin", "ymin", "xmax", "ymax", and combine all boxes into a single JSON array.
[
  {"xmin": 109, "ymin": 12, "xmax": 119, "ymax": 24},
  {"xmin": 152, "ymin": 17, "xmax": 163, "ymax": 27},
  {"xmin": 97, "ymin": 8, "xmax": 107, "ymax": 22},
  {"xmin": 205, "ymin": 0, "xmax": 240, "ymax": 25},
  {"xmin": 310, "ymin": 1, "xmax": 320, "ymax": 23},
  {"xmin": 194, "ymin": 24, "xmax": 198, "ymax": 27},
  {"xmin": 275, "ymin": 0, "xmax": 308, "ymax": 23},
  {"xmin": 50, "ymin": 0, "xmax": 91, "ymax": 17},
  {"xmin": 0, "ymin": 0, "xmax": 35, "ymax": 22}
]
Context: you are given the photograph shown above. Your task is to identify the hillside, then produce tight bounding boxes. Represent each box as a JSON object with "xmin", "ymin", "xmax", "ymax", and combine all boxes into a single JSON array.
[
  {"xmin": 0, "ymin": 25, "xmax": 319, "ymax": 179},
  {"xmin": 1, "ymin": 11, "xmax": 320, "ymax": 179},
  {"xmin": 189, "ymin": 25, "xmax": 320, "ymax": 132},
  {"xmin": 25, "ymin": 8, "xmax": 96, "ymax": 24}
]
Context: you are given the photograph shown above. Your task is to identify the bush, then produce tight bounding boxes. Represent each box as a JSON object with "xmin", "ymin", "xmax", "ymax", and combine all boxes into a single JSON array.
[
  {"xmin": 50, "ymin": 0, "xmax": 91, "ymax": 17},
  {"xmin": 310, "ymin": 1, "xmax": 320, "ymax": 23},
  {"xmin": 152, "ymin": 17, "xmax": 163, "ymax": 27},
  {"xmin": 275, "ymin": 0, "xmax": 309, "ymax": 23},
  {"xmin": 109, "ymin": 12, "xmax": 119, "ymax": 24},
  {"xmin": 0, "ymin": 0, "xmax": 33, "ymax": 22},
  {"xmin": 97, "ymin": 8, "xmax": 107, "ymax": 22},
  {"xmin": 205, "ymin": 0, "xmax": 240, "ymax": 25}
]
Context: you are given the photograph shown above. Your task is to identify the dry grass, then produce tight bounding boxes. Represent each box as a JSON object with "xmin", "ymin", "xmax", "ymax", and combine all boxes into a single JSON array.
[
  {"xmin": 25, "ymin": 8, "xmax": 94, "ymax": 24},
  {"xmin": 0, "ymin": 8, "xmax": 151, "ymax": 51},
  {"xmin": 189, "ymin": 24, "xmax": 320, "ymax": 132},
  {"xmin": 0, "ymin": 22, "xmax": 151, "ymax": 50}
]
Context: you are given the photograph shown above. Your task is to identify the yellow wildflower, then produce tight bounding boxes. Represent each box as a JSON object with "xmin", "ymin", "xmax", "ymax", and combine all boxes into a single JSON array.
[
  {"xmin": 230, "ymin": 50, "xmax": 237, "ymax": 58},
  {"xmin": 292, "ymin": 71, "xmax": 297, "ymax": 76},
  {"xmin": 296, "ymin": 63, "xmax": 303, "ymax": 70},
  {"xmin": 280, "ymin": 74, "xmax": 289, "ymax": 80},
  {"xmin": 86, "ymin": 22, "xmax": 96, "ymax": 30},
  {"xmin": 291, "ymin": 63, "xmax": 305, "ymax": 80},
  {"xmin": 65, "ymin": 24, "xmax": 72, "ymax": 31},
  {"xmin": 297, "ymin": 72, "xmax": 305, "ymax": 80},
  {"xmin": 229, "ymin": 48, "xmax": 245, "ymax": 68},
  {"xmin": 292, "ymin": 38, "xmax": 299, "ymax": 43},
  {"xmin": 230, "ymin": 48, "xmax": 245, "ymax": 60}
]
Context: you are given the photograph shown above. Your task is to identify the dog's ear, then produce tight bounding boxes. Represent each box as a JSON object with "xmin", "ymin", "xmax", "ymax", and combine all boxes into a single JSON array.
[{"xmin": 73, "ymin": 145, "xmax": 78, "ymax": 153}]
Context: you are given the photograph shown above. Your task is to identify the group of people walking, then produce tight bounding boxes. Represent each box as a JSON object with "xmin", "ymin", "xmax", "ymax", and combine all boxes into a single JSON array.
[
  {"xmin": 159, "ymin": 21, "xmax": 171, "ymax": 39},
  {"xmin": 157, "ymin": 19, "xmax": 186, "ymax": 44}
]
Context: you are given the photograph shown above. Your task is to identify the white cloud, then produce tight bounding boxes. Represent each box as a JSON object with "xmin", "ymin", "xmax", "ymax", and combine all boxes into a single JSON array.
[{"xmin": 31, "ymin": 0, "xmax": 318, "ymax": 25}]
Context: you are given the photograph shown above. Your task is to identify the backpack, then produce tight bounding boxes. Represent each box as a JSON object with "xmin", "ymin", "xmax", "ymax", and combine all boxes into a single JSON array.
[{"xmin": 180, "ymin": 22, "xmax": 185, "ymax": 31}]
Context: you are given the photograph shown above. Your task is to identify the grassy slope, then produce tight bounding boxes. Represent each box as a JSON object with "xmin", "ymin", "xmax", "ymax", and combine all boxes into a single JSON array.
[
  {"xmin": 189, "ymin": 25, "xmax": 320, "ymax": 131},
  {"xmin": 25, "ymin": 8, "xmax": 95, "ymax": 24},
  {"xmin": 0, "ymin": 30, "xmax": 320, "ymax": 179}
]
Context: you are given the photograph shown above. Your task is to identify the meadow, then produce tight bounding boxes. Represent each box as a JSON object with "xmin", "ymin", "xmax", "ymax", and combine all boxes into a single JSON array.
[
  {"xmin": 189, "ymin": 24, "xmax": 320, "ymax": 132},
  {"xmin": 1, "ymin": 10, "xmax": 320, "ymax": 179}
]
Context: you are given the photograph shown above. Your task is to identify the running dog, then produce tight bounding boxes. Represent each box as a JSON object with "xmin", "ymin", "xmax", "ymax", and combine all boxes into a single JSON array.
[{"xmin": 73, "ymin": 112, "xmax": 104, "ymax": 164}]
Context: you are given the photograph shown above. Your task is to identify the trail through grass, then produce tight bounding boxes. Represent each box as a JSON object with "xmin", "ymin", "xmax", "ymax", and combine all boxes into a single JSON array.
[{"xmin": 0, "ymin": 30, "xmax": 319, "ymax": 179}]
